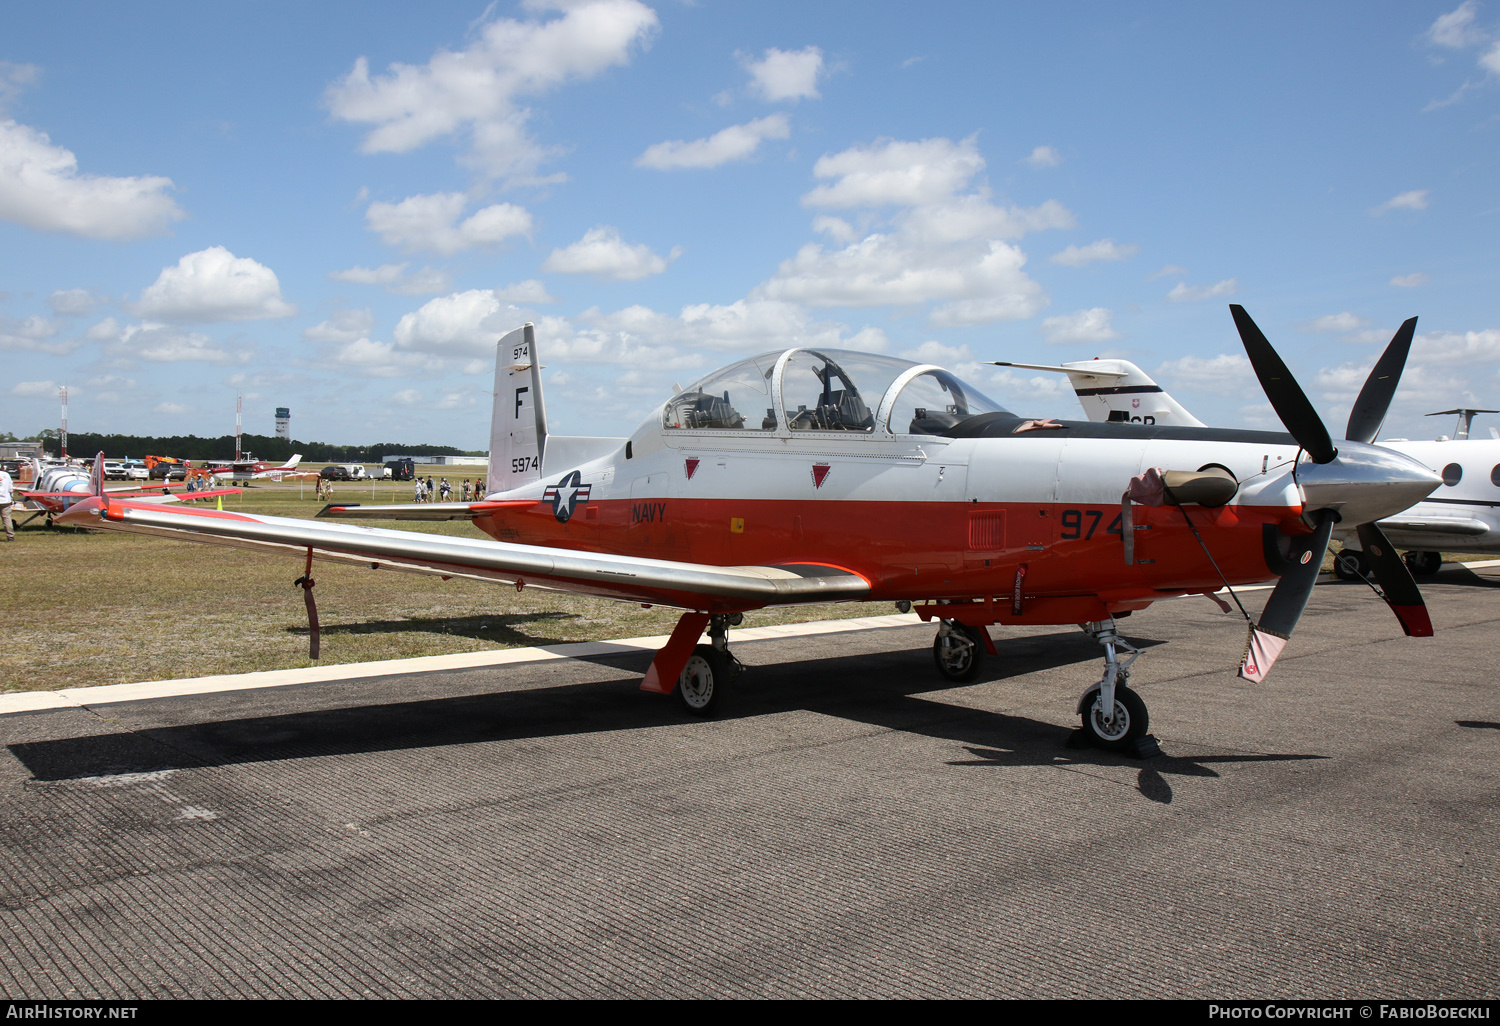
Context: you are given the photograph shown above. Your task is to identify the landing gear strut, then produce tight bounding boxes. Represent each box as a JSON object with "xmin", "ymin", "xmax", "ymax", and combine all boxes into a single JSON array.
[
  {"xmin": 932, "ymin": 619, "xmax": 986, "ymax": 682},
  {"xmin": 1076, "ymin": 619, "xmax": 1151, "ymax": 753},
  {"xmin": 676, "ymin": 613, "xmax": 743, "ymax": 716}
]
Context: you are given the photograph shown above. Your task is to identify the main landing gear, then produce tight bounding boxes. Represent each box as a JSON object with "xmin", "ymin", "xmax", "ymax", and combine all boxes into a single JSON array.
[
  {"xmin": 1075, "ymin": 619, "xmax": 1153, "ymax": 754},
  {"xmin": 675, "ymin": 613, "xmax": 744, "ymax": 717},
  {"xmin": 932, "ymin": 620, "xmax": 986, "ymax": 683}
]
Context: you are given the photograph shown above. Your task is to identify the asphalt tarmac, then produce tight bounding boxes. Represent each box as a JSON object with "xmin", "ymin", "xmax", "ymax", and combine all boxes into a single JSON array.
[{"xmin": 1, "ymin": 568, "xmax": 1497, "ymax": 999}]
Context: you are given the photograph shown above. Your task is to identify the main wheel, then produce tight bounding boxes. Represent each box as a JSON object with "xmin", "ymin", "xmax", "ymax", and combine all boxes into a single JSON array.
[
  {"xmin": 676, "ymin": 644, "xmax": 733, "ymax": 717},
  {"xmin": 1405, "ymin": 550, "xmax": 1442, "ymax": 576},
  {"xmin": 1333, "ymin": 547, "xmax": 1368, "ymax": 581},
  {"xmin": 1079, "ymin": 686, "xmax": 1149, "ymax": 752},
  {"xmin": 932, "ymin": 624, "xmax": 985, "ymax": 683}
]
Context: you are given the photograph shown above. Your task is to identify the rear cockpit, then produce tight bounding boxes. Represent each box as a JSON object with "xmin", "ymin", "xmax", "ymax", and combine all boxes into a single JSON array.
[{"xmin": 658, "ymin": 348, "xmax": 1009, "ymax": 438}]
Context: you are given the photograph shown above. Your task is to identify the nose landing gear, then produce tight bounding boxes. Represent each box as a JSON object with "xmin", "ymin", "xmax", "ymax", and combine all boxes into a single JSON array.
[{"xmin": 1075, "ymin": 619, "xmax": 1156, "ymax": 755}]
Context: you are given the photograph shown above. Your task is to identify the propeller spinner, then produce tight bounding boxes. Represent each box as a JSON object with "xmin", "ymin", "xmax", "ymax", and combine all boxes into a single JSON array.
[{"xmin": 1228, "ymin": 307, "xmax": 1438, "ymax": 681}]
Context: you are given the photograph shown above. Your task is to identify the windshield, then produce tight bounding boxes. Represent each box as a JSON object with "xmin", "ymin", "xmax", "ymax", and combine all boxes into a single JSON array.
[
  {"xmin": 663, "ymin": 352, "xmax": 780, "ymax": 431},
  {"xmin": 887, "ymin": 368, "xmax": 1008, "ymax": 435}
]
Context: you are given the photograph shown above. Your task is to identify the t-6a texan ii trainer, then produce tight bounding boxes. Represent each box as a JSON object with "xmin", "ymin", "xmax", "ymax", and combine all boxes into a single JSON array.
[{"xmin": 58, "ymin": 306, "xmax": 1441, "ymax": 752}]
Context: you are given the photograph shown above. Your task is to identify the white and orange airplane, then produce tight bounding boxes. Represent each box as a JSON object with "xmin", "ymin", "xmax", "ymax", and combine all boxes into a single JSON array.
[
  {"xmin": 58, "ymin": 307, "xmax": 1441, "ymax": 752},
  {"xmin": 206, "ymin": 453, "xmax": 304, "ymax": 484},
  {"xmin": 18, "ymin": 459, "xmax": 240, "ymax": 524}
]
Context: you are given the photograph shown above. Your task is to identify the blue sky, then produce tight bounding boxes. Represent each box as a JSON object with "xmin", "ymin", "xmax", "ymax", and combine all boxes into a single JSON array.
[{"xmin": 3, "ymin": 1, "xmax": 1498, "ymax": 449}]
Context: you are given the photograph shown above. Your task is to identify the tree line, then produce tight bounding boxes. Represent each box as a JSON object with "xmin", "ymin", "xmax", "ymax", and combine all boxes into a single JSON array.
[{"xmin": 38, "ymin": 431, "xmax": 486, "ymax": 463}]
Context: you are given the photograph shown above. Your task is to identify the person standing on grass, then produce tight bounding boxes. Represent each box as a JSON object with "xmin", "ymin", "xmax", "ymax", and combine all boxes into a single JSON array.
[
  {"xmin": 462, "ymin": 479, "xmax": 471, "ymax": 502},
  {"xmin": 0, "ymin": 463, "xmax": 14, "ymax": 541}
]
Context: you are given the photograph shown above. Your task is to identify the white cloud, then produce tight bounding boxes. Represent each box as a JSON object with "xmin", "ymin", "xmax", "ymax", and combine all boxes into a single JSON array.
[
  {"xmin": 1308, "ymin": 312, "xmax": 1368, "ymax": 333},
  {"xmin": 1427, "ymin": 2, "xmax": 1486, "ymax": 48},
  {"xmin": 541, "ymin": 226, "xmax": 678, "ymax": 280},
  {"xmin": 756, "ymin": 134, "xmax": 1067, "ymax": 324},
  {"xmin": 1390, "ymin": 272, "xmax": 1430, "ymax": 288},
  {"xmin": 155, "ymin": 402, "xmax": 189, "ymax": 415},
  {"xmin": 741, "ymin": 46, "xmax": 824, "ymax": 102},
  {"xmin": 113, "ymin": 322, "xmax": 239, "ymax": 364},
  {"xmin": 636, "ymin": 114, "xmax": 790, "ymax": 170},
  {"xmin": 0, "ymin": 314, "xmax": 74, "ymax": 354},
  {"xmin": 86, "ymin": 317, "xmax": 120, "ymax": 341},
  {"xmin": 1166, "ymin": 278, "xmax": 1237, "ymax": 302},
  {"xmin": 48, "ymin": 288, "xmax": 98, "ymax": 316},
  {"xmin": 11, "ymin": 380, "xmax": 57, "ymax": 398},
  {"xmin": 803, "ymin": 136, "xmax": 987, "ymax": 209},
  {"xmin": 331, "ymin": 262, "xmax": 453, "ymax": 295},
  {"xmin": 1050, "ymin": 239, "xmax": 1139, "ymax": 267},
  {"xmin": 1481, "ymin": 41, "xmax": 1500, "ymax": 74},
  {"xmin": 1042, "ymin": 308, "xmax": 1119, "ymax": 344},
  {"xmin": 494, "ymin": 279, "xmax": 557, "ymax": 304},
  {"xmin": 330, "ymin": 263, "xmax": 407, "ymax": 286},
  {"xmin": 391, "ymin": 386, "xmax": 474, "ymax": 411},
  {"xmin": 135, "ymin": 246, "xmax": 295, "ymax": 322},
  {"xmin": 1154, "ymin": 353, "xmax": 1253, "ymax": 395},
  {"xmin": 366, "ymin": 193, "xmax": 532, "ymax": 254},
  {"xmin": 1024, "ymin": 145, "xmax": 1060, "ymax": 168},
  {"xmin": 333, "ymin": 337, "xmax": 439, "ymax": 378},
  {"xmin": 1148, "ymin": 264, "xmax": 1189, "ymax": 281},
  {"xmin": 304, "ymin": 308, "xmax": 374, "ymax": 344},
  {"xmin": 393, "ymin": 289, "xmax": 518, "ymax": 356},
  {"xmin": 324, "ymin": 0, "xmax": 659, "ymax": 183},
  {"xmin": 0, "ymin": 119, "xmax": 184, "ymax": 240},
  {"xmin": 1371, "ymin": 189, "xmax": 1429, "ymax": 215},
  {"xmin": 0, "ymin": 62, "xmax": 39, "ymax": 111}
]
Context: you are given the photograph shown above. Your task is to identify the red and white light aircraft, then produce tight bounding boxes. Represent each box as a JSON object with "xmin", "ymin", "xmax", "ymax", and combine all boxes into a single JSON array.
[
  {"xmin": 206, "ymin": 454, "xmax": 304, "ymax": 484},
  {"xmin": 58, "ymin": 307, "xmax": 1441, "ymax": 751},
  {"xmin": 18, "ymin": 459, "xmax": 240, "ymax": 523}
]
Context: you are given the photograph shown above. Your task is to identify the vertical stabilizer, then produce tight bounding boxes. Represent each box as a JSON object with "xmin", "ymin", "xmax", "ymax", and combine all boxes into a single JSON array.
[
  {"xmin": 488, "ymin": 323, "xmax": 549, "ymax": 496},
  {"xmin": 991, "ymin": 359, "xmax": 1205, "ymax": 427}
]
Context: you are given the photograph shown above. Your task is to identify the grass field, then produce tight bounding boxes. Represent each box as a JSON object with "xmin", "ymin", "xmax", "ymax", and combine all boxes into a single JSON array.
[
  {"xmin": 0, "ymin": 471, "xmax": 871, "ymax": 694},
  {"xmin": 3, "ymin": 467, "xmax": 1484, "ymax": 695}
]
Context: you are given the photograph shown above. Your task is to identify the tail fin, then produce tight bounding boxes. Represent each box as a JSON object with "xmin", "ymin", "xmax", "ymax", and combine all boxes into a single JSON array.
[
  {"xmin": 487, "ymin": 323, "xmax": 548, "ymax": 496},
  {"xmin": 284, "ymin": 454, "xmax": 302, "ymax": 469},
  {"xmin": 992, "ymin": 358, "xmax": 1205, "ymax": 427},
  {"xmin": 90, "ymin": 451, "xmax": 105, "ymax": 496}
]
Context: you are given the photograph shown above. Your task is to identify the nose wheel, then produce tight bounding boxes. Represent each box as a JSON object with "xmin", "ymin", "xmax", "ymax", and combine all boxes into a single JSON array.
[
  {"xmin": 1333, "ymin": 547, "xmax": 1368, "ymax": 581},
  {"xmin": 1078, "ymin": 684, "xmax": 1149, "ymax": 751}
]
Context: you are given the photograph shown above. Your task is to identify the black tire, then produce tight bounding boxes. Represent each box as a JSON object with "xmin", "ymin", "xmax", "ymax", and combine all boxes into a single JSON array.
[
  {"xmin": 1079, "ymin": 685, "xmax": 1149, "ymax": 752},
  {"xmin": 1405, "ymin": 550, "xmax": 1442, "ymax": 576},
  {"xmin": 932, "ymin": 624, "xmax": 985, "ymax": 683},
  {"xmin": 676, "ymin": 644, "xmax": 733, "ymax": 717},
  {"xmin": 1333, "ymin": 548, "xmax": 1368, "ymax": 581}
]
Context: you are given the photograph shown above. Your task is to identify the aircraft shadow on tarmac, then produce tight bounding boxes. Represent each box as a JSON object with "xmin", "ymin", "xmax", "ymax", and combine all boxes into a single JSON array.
[
  {"xmin": 291, "ymin": 609, "xmax": 582, "ymax": 647},
  {"xmin": 8, "ymin": 631, "xmax": 1324, "ymax": 805}
]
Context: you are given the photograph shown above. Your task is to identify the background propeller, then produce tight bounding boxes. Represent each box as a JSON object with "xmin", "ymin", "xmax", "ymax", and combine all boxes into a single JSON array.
[{"xmin": 1229, "ymin": 307, "xmax": 1434, "ymax": 681}]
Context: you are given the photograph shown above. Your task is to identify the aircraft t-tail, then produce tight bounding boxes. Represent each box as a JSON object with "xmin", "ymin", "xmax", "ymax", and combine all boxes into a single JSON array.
[{"xmin": 58, "ymin": 307, "xmax": 1440, "ymax": 752}]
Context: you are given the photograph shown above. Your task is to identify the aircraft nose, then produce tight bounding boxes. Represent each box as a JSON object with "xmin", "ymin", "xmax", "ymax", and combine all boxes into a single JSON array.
[{"xmin": 1297, "ymin": 441, "xmax": 1442, "ymax": 526}]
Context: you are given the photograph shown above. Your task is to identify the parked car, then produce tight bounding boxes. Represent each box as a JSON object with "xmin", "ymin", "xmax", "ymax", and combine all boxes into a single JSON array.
[
  {"xmin": 103, "ymin": 461, "xmax": 127, "ymax": 480},
  {"xmin": 319, "ymin": 464, "xmax": 367, "ymax": 481},
  {"xmin": 149, "ymin": 462, "xmax": 187, "ymax": 482},
  {"xmin": 123, "ymin": 460, "xmax": 149, "ymax": 481}
]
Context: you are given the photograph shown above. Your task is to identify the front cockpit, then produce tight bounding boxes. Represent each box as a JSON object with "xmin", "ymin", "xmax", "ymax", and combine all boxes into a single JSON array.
[{"xmin": 658, "ymin": 348, "xmax": 1010, "ymax": 438}]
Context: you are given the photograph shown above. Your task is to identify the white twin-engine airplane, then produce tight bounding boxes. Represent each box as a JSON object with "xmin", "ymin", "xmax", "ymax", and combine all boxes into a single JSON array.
[
  {"xmin": 59, "ymin": 306, "xmax": 1441, "ymax": 754},
  {"xmin": 1001, "ymin": 316, "xmax": 1500, "ymax": 580}
]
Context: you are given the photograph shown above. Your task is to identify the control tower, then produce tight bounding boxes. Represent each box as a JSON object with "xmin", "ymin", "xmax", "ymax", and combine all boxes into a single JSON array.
[{"xmin": 275, "ymin": 407, "xmax": 290, "ymax": 440}]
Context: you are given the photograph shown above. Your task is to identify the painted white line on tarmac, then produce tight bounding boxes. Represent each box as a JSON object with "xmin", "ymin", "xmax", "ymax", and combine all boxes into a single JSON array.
[
  {"xmin": 0, "ymin": 613, "xmax": 923, "ymax": 715},
  {"xmin": 6, "ymin": 558, "xmax": 1494, "ymax": 717}
]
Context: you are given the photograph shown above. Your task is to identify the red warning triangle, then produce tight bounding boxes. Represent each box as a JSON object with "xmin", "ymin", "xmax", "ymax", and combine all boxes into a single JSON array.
[
  {"xmin": 811, "ymin": 463, "xmax": 831, "ymax": 488},
  {"xmin": 684, "ymin": 458, "xmax": 699, "ymax": 480}
]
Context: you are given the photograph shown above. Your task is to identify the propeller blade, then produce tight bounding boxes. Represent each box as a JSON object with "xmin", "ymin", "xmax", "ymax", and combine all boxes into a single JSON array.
[
  {"xmin": 1257, "ymin": 510, "xmax": 1338, "ymax": 638},
  {"xmin": 1239, "ymin": 510, "xmax": 1337, "ymax": 682},
  {"xmin": 1345, "ymin": 317, "xmax": 1418, "ymax": 444},
  {"xmin": 1230, "ymin": 305, "xmax": 1338, "ymax": 464},
  {"xmin": 1355, "ymin": 523, "xmax": 1434, "ymax": 637}
]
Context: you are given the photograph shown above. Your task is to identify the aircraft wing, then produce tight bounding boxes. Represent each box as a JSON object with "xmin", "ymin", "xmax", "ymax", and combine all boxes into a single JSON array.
[
  {"xmin": 1377, "ymin": 514, "xmax": 1490, "ymax": 536},
  {"xmin": 317, "ymin": 501, "xmax": 535, "ymax": 522},
  {"xmin": 55, "ymin": 497, "xmax": 870, "ymax": 610}
]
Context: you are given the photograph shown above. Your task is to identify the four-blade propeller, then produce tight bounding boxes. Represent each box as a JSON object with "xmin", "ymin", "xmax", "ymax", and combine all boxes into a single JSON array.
[{"xmin": 1228, "ymin": 306, "xmax": 1435, "ymax": 681}]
